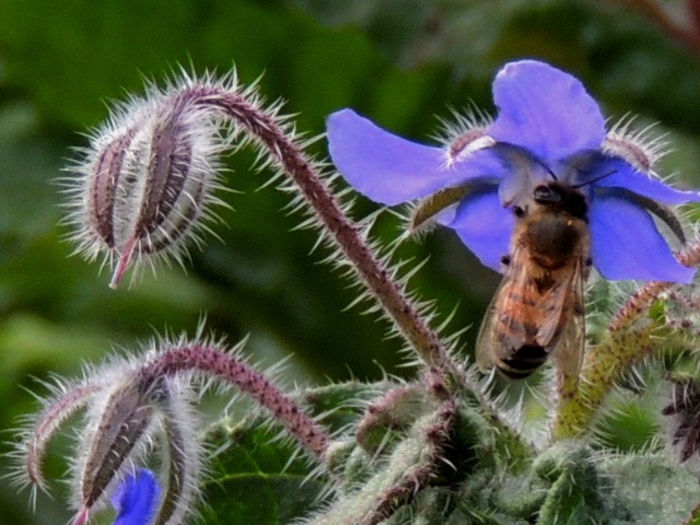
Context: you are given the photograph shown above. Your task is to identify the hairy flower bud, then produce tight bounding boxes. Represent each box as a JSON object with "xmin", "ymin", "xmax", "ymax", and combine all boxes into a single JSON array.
[
  {"xmin": 65, "ymin": 78, "xmax": 230, "ymax": 288},
  {"xmin": 12, "ymin": 331, "xmax": 330, "ymax": 524}
]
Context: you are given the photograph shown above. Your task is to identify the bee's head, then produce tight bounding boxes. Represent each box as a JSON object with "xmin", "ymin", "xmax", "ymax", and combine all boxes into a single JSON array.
[{"xmin": 532, "ymin": 182, "xmax": 588, "ymax": 219}]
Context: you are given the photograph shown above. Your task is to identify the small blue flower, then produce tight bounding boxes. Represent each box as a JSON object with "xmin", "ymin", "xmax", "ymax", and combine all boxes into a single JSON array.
[
  {"xmin": 111, "ymin": 469, "xmax": 161, "ymax": 525},
  {"xmin": 327, "ymin": 60, "xmax": 700, "ymax": 283}
]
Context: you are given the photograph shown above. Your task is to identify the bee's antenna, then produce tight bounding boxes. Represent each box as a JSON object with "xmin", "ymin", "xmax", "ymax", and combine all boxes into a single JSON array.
[
  {"xmin": 532, "ymin": 157, "xmax": 558, "ymax": 181},
  {"xmin": 572, "ymin": 169, "xmax": 617, "ymax": 189}
]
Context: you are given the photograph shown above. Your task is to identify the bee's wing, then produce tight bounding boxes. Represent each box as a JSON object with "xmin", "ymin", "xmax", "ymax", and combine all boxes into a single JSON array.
[
  {"xmin": 475, "ymin": 244, "xmax": 530, "ymax": 371},
  {"xmin": 552, "ymin": 256, "xmax": 586, "ymax": 378},
  {"xmin": 533, "ymin": 260, "xmax": 579, "ymax": 350},
  {"xmin": 474, "ymin": 278, "xmax": 503, "ymax": 371}
]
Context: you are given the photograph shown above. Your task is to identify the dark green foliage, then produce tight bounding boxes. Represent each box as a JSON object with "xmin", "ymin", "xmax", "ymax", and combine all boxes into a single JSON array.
[
  {"xmin": 534, "ymin": 443, "xmax": 607, "ymax": 523},
  {"xmin": 202, "ymin": 385, "xmax": 698, "ymax": 524},
  {"xmin": 198, "ymin": 424, "xmax": 326, "ymax": 524}
]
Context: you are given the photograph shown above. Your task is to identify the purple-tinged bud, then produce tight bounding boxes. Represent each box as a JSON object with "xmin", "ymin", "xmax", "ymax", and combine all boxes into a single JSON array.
[
  {"xmin": 7, "ymin": 378, "xmax": 103, "ymax": 508},
  {"xmin": 77, "ymin": 379, "xmax": 154, "ymax": 511},
  {"xmin": 404, "ymin": 109, "xmax": 495, "ymax": 235},
  {"xmin": 603, "ymin": 116, "xmax": 670, "ymax": 175},
  {"xmin": 153, "ymin": 379, "xmax": 201, "ymax": 525},
  {"xmin": 65, "ymin": 79, "xmax": 229, "ymax": 288}
]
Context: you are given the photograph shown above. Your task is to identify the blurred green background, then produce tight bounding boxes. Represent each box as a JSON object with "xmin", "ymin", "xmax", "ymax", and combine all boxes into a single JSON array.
[{"xmin": 0, "ymin": 0, "xmax": 699, "ymax": 523}]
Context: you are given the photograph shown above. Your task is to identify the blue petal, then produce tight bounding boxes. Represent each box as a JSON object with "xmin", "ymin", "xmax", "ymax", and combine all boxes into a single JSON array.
[
  {"xmin": 112, "ymin": 469, "xmax": 161, "ymax": 525},
  {"xmin": 590, "ymin": 194, "xmax": 695, "ymax": 283},
  {"xmin": 580, "ymin": 155, "xmax": 700, "ymax": 205},
  {"xmin": 489, "ymin": 60, "xmax": 605, "ymax": 161},
  {"xmin": 448, "ymin": 188, "xmax": 514, "ymax": 272},
  {"xmin": 327, "ymin": 109, "xmax": 506, "ymax": 205}
]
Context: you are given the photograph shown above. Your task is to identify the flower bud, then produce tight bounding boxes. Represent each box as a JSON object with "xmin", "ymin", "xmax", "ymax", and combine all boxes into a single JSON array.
[
  {"xmin": 78, "ymin": 378, "xmax": 154, "ymax": 511},
  {"xmin": 66, "ymin": 82, "xmax": 228, "ymax": 288},
  {"xmin": 14, "ymin": 332, "xmax": 330, "ymax": 524}
]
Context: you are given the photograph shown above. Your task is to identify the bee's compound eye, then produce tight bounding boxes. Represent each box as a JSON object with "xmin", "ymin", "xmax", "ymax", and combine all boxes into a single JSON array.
[{"xmin": 533, "ymin": 185, "xmax": 560, "ymax": 203}]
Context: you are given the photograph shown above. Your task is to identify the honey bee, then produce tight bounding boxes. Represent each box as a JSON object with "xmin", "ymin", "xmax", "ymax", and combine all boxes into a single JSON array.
[{"xmin": 476, "ymin": 181, "xmax": 591, "ymax": 380}]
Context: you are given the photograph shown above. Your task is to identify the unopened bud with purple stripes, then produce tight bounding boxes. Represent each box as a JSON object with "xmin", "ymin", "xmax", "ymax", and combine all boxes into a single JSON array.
[{"xmin": 64, "ymin": 75, "xmax": 232, "ymax": 288}]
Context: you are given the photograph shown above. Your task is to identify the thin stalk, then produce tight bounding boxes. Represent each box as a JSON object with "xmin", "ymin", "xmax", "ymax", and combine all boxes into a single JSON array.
[
  {"xmin": 200, "ymin": 89, "xmax": 460, "ymax": 383},
  {"xmin": 140, "ymin": 344, "xmax": 330, "ymax": 458}
]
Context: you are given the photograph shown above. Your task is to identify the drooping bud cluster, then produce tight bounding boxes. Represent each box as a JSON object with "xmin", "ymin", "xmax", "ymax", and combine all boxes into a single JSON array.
[
  {"xmin": 10, "ymin": 333, "xmax": 330, "ymax": 525},
  {"xmin": 64, "ymin": 74, "xmax": 233, "ymax": 288}
]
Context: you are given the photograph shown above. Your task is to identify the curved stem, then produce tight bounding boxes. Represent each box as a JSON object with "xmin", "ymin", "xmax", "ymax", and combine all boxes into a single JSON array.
[
  {"xmin": 140, "ymin": 344, "xmax": 330, "ymax": 458},
  {"xmin": 363, "ymin": 400, "xmax": 455, "ymax": 525},
  {"xmin": 27, "ymin": 383, "xmax": 102, "ymax": 488},
  {"xmin": 198, "ymin": 89, "xmax": 461, "ymax": 384}
]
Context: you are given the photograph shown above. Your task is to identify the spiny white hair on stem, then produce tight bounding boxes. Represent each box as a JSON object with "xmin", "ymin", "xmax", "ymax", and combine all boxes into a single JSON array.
[
  {"xmin": 461, "ymin": 361, "xmax": 535, "ymax": 451},
  {"xmin": 588, "ymin": 371, "xmax": 688, "ymax": 464},
  {"xmin": 293, "ymin": 400, "xmax": 454, "ymax": 525},
  {"xmin": 61, "ymin": 63, "xmax": 347, "ymax": 291},
  {"xmin": 516, "ymin": 367, "xmax": 559, "ymax": 446},
  {"xmin": 8, "ymin": 351, "xmax": 153, "ymax": 488},
  {"xmin": 313, "ymin": 202, "xmax": 449, "ymax": 346},
  {"xmin": 6, "ymin": 376, "xmax": 104, "ymax": 511}
]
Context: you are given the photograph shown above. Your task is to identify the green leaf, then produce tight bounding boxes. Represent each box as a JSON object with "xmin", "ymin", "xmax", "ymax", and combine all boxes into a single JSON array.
[
  {"xmin": 599, "ymin": 453, "xmax": 700, "ymax": 524},
  {"xmin": 198, "ymin": 423, "xmax": 325, "ymax": 525}
]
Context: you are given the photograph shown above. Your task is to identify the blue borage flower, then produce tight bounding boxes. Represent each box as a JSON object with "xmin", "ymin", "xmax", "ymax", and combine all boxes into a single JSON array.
[
  {"xmin": 327, "ymin": 60, "xmax": 700, "ymax": 283},
  {"xmin": 111, "ymin": 469, "xmax": 160, "ymax": 525}
]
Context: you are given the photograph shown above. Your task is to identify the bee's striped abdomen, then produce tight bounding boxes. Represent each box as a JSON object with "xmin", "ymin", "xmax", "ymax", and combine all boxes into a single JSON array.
[
  {"xmin": 497, "ymin": 344, "xmax": 548, "ymax": 379},
  {"xmin": 493, "ymin": 286, "xmax": 554, "ymax": 379}
]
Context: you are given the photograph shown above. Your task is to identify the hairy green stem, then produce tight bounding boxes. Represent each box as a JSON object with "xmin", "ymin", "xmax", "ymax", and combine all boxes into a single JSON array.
[
  {"xmin": 553, "ymin": 242, "xmax": 699, "ymax": 439},
  {"xmin": 553, "ymin": 326, "xmax": 656, "ymax": 439}
]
